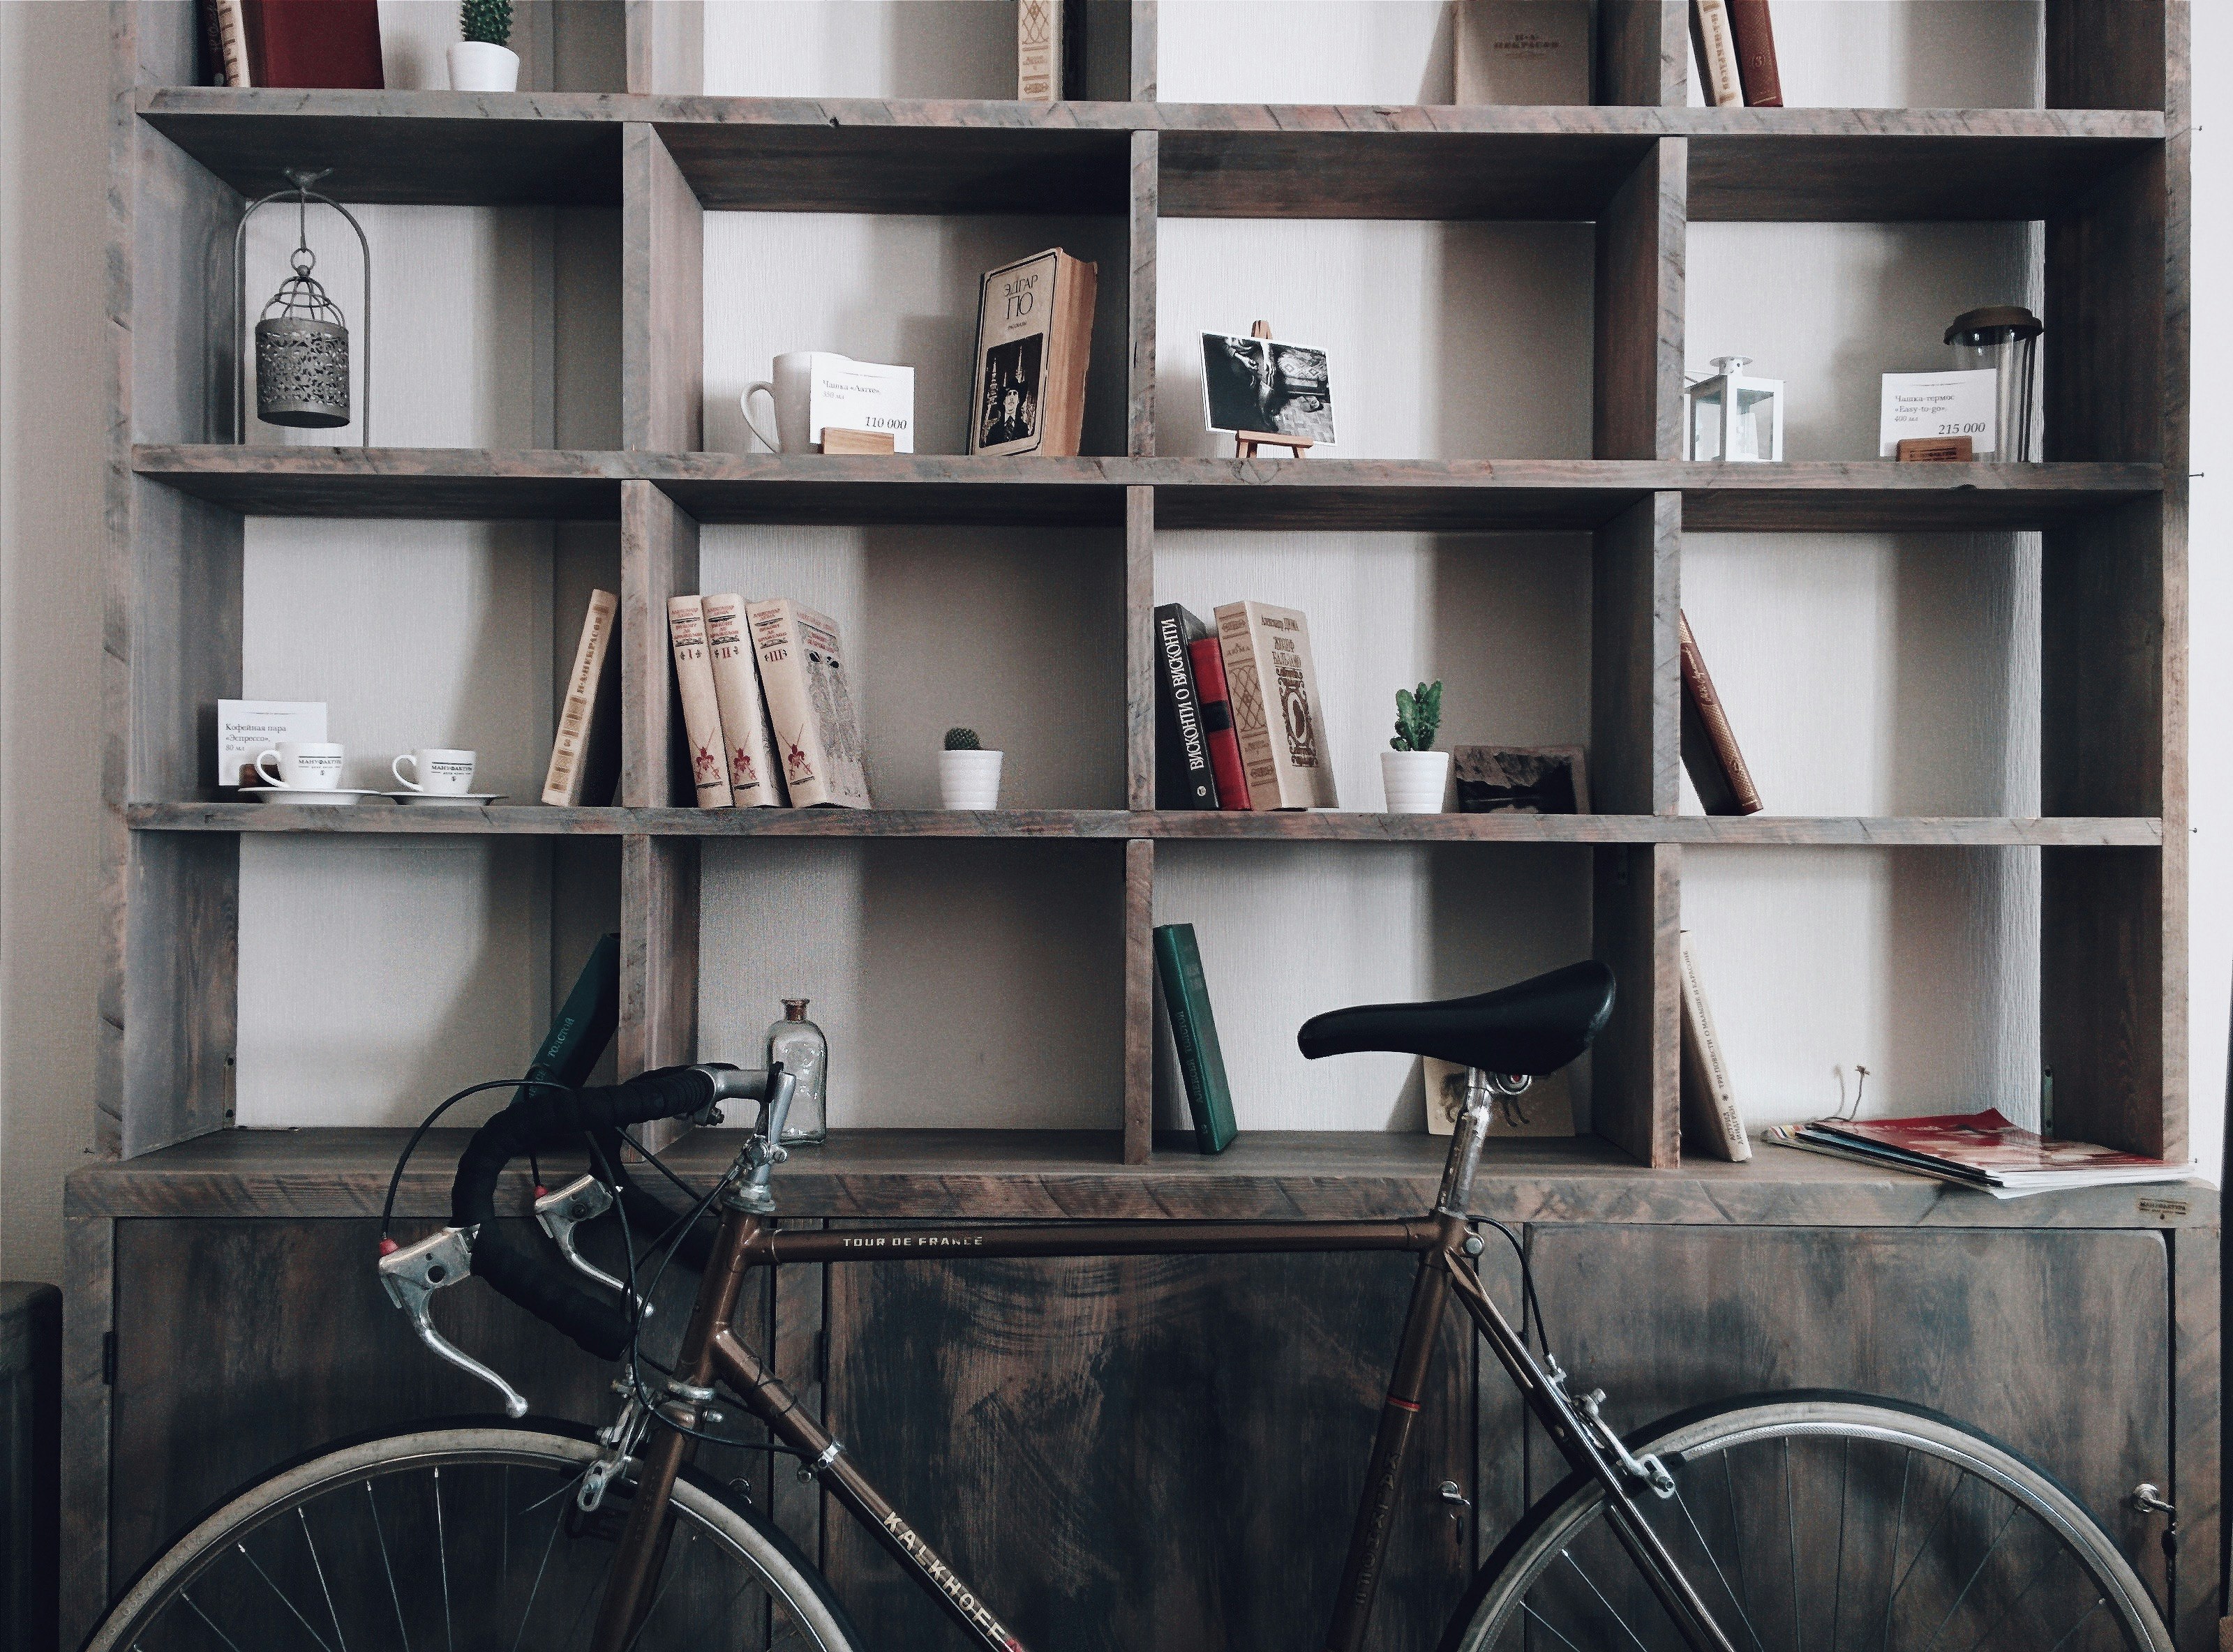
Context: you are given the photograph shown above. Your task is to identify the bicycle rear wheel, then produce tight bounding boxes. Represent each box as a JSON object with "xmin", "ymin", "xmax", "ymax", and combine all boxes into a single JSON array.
[
  {"xmin": 84, "ymin": 1424, "xmax": 860, "ymax": 1652},
  {"xmin": 1442, "ymin": 1392, "xmax": 2170, "ymax": 1652}
]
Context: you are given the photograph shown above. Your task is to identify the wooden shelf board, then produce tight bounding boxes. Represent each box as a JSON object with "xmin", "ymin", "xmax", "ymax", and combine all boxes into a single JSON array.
[
  {"xmin": 65, "ymin": 1126, "xmax": 2210, "ymax": 1229},
  {"xmin": 646, "ymin": 454, "xmax": 1133, "ymax": 525},
  {"xmin": 138, "ymin": 88, "xmax": 627, "ymax": 205},
  {"xmin": 131, "ymin": 446, "xmax": 630, "ymax": 519},
  {"xmin": 127, "ymin": 802, "xmax": 2160, "ymax": 848},
  {"xmin": 137, "ymin": 91, "xmax": 2158, "ymax": 223}
]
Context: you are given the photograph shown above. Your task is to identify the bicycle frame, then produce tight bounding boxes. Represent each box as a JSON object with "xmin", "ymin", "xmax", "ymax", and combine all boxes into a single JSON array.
[{"xmin": 585, "ymin": 1076, "xmax": 1741, "ymax": 1652}]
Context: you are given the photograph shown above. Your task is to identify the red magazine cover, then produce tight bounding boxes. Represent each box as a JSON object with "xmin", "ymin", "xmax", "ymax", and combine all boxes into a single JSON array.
[{"xmin": 1812, "ymin": 1109, "xmax": 2176, "ymax": 1189}]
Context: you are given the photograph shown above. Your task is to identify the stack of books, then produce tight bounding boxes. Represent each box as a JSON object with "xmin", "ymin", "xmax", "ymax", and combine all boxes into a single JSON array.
[
  {"xmin": 1152, "ymin": 601, "xmax": 1338, "ymax": 813},
  {"xmin": 1764, "ymin": 1111, "xmax": 2182, "ymax": 1199}
]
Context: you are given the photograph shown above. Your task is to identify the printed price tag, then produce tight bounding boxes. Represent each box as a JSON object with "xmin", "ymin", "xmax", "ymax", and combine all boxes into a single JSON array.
[
  {"xmin": 809, "ymin": 359, "xmax": 915, "ymax": 453},
  {"xmin": 1879, "ymin": 370, "xmax": 1998, "ymax": 458}
]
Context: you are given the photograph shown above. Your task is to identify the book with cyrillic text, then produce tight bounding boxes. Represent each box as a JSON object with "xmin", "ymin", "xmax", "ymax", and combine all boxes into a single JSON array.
[
  {"xmin": 1725, "ymin": 0, "xmax": 1783, "ymax": 107},
  {"xmin": 1153, "ymin": 603, "xmax": 1218, "ymax": 809},
  {"xmin": 1153, "ymin": 923, "xmax": 1237, "ymax": 1154},
  {"xmin": 748, "ymin": 599, "xmax": 872, "ymax": 809},
  {"xmin": 1188, "ymin": 636, "xmax": 1252, "ymax": 811},
  {"xmin": 1214, "ymin": 600, "xmax": 1338, "ymax": 811},
  {"xmin": 543, "ymin": 590, "xmax": 620, "ymax": 806},
  {"xmin": 668, "ymin": 595, "xmax": 735, "ymax": 809},
  {"xmin": 702, "ymin": 594, "xmax": 786, "ymax": 808}
]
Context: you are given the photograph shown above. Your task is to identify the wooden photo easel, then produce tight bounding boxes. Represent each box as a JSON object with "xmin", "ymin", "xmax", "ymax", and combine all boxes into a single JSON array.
[{"xmin": 1232, "ymin": 320, "xmax": 1316, "ymax": 460}]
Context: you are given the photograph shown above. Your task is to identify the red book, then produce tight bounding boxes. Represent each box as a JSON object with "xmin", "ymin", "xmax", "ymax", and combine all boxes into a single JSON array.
[
  {"xmin": 243, "ymin": 0, "xmax": 385, "ymax": 89},
  {"xmin": 1724, "ymin": 0, "xmax": 1782, "ymax": 107},
  {"xmin": 1187, "ymin": 636, "xmax": 1252, "ymax": 811}
]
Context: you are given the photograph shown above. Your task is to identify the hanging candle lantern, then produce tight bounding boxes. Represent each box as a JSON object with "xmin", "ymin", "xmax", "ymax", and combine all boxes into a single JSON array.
[{"xmin": 234, "ymin": 170, "xmax": 372, "ymax": 444}]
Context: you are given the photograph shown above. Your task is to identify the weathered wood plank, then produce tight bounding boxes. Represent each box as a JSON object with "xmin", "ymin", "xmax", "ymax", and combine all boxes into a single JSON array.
[
  {"xmin": 621, "ymin": 480, "xmax": 696, "ymax": 808},
  {"xmin": 625, "ymin": 0, "xmax": 702, "ymax": 97},
  {"xmin": 1590, "ymin": 843, "xmax": 1679, "ymax": 1168},
  {"xmin": 620, "ymin": 835, "xmax": 700, "ymax": 1151},
  {"xmin": 1125, "ymin": 487, "xmax": 1154, "ymax": 807},
  {"xmin": 1127, "ymin": 132, "xmax": 1156, "ymax": 456},
  {"xmin": 2169, "ymin": 1223, "xmax": 2218, "ymax": 1651},
  {"xmin": 622, "ymin": 124, "xmax": 703, "ymax": 453},
  {"xmin": 1591, "ymin": 493, "xmax": 1679, "ymax": 815},
  {"xmin": 1594, "ymin": 142, "xmax": 1683, "ymax": 461},
  {"xmin": 59, "ymin": 1217, "xmax": 112, "ymax": 1652},
  {"xmin": 1123, "ymin": 840, "xmax": 1154, "ymax": 1165},
  {"xmin": 2047, "ymin": 0, "xmax": 2169, "ymax": 112},
  {"xmin": 1598, "ymin": 0, "xmax": 1686, "ymax": 107}
]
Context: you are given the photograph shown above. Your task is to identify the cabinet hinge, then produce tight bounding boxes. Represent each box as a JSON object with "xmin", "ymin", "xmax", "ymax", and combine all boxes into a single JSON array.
[{"xmin": 101, "ymin": 1330, "xmax": 117, "ymax": 1386}]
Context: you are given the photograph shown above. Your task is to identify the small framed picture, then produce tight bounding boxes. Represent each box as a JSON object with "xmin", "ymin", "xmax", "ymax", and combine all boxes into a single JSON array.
[
  {"xmin": 1424, "ymin": 1059, "xmax": 1576, "ymax": 1138},
  {"xmin": 1201, "ymin": 332, "xmax": 1335, "ymax": 445},
  {"xmin": 1453, "ymin": 746, "xmax": 1590, "ymax": 815}
]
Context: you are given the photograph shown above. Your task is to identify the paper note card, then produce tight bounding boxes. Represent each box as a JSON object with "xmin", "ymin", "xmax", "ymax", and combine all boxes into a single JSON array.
[
  {"xmin": 1879, "ymin": 370, "xmax": 1997, "ymax": 458},
  {"xmin": 218, "ymin": 700, "xmax": 326, "ymax": 789},
  {"xmin": 809, "ymin": 358, "xmax": 915, "ymax": 453}
]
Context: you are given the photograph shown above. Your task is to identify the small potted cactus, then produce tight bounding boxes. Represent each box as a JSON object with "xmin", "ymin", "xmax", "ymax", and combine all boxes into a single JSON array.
[
  {"xmin": 449, "ymin": 0, "xmax": 521, "ymax": 91},
  {"xmin": 1380, "ymin": 682, "xmax": 1447, "ymax": 813},
  {"xmin": 939, "ymin": 726, "xmax": 1004, "ymax": 810}
]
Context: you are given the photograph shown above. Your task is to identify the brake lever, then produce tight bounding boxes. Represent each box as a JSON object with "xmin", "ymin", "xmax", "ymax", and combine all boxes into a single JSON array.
[
  {"xmin": 378, "ymin": 1228, "xmax": 530, "ymax": 1418},
  {"xmin": 533, "ymin": 1176, "xmax": 651, "ymax": 1316}
]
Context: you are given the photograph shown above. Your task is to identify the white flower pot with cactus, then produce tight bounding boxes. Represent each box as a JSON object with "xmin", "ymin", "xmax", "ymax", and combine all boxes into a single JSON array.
[
  {"xmin": 939, "ymin": 727, "xmax": 1004, "ymax": 810},
  {"xmin": 1380, "ymin": 680, "xmax": 1449, "ymax": 813},
  {"xmin": 449, "ymin": 0, "xmax": 521, "ymax": 90}
]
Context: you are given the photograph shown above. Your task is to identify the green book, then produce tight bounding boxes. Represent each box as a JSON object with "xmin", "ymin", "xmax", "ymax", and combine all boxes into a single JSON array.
[
  {"xmin": 1153, "ymin": 923, "xmax": 1237, "ymax": 1155},
  {"xmin": 519, "ymin": 933, "xmax": 621, "ymax": 1103}
]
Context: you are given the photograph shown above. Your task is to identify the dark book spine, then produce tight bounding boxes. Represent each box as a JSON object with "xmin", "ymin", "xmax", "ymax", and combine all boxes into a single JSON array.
[
  {"xmin": 1153, "ymin": 924, "xmax": 1236, "ymax": 1154},
  {"xmin": 1725, "ymin": 0, "xmax": 1783, "ymax": 106},
  {"xmin": 1153, "ymin": 605, "xmax": 1218, "ymax": 809},
  {"xmin": 1678, "ymin": 610, "xmax": 1763, "ymax": 816},
  {"xmin": 1188, "ymin": 636, "xmax": 1253, "ymax": 811},
  {"xmin": 518, "ymin": 933, "xmax": 622, "ymax": 1111},
  {"xmin": 241, "ymin": 0, "xmax": 386, "ymax": 89}
]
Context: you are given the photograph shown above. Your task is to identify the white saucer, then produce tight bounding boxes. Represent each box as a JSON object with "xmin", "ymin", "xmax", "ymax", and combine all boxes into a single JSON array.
[
  {"xmin": 241, "ymin": 787, "xmax": 381, "ymax": 806},
  {"xmin": 382, "ymin": 792, "xmax": 507, "ymax": 806}
]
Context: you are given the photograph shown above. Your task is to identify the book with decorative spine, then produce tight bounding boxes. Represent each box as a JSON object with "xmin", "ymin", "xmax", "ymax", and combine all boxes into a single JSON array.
[
  {"xmin": 1678, "ymin": 609, "xmax": 1763, "ymax": 816},
  {"xmin": 968, "ymin": 248, "xmax": 1098, "ymax": 458},
  {"xmin": 702, "ymin": 594, "xmax": 786, "ymax": 808},
  {"xmin": 1017, "ymin": 0, "xmax": 1061, "ymax": 99},
  {"xmin": 1213, "ymin": 601, "xmax": 1338, "ymax": 811},
  {"xmin": 1153, "ymin": 603, "xmax": 1218, "ymax": 809},
  {"xmin": 1188, "ymin": 635, "xmax": 1252, "ymax": 811},
  {"xmin": 1153, "ymin": 923, "xmax": 1237, "ymax": 1155},
  {"xmin": 1678, "ymin": 933, "xmax": 1749, "ymax": 1162},
  {"xmin": 1725, "ymin": 0, "xmax": 1783, "ymax": 107},
  {"xmin": 542, "ymin": 588, "xmax": 620, "ymax": 806},
  {"xmin": 666, "ymin": 596, "xmax": 735, "ymax": 809},
  {"xmin": 1689, "ymin": 0, "xmax": 1743, "ymax": 106},
  {"xmin": 748, "ymin": 599, "xmax": 872, "ymax": 809}
]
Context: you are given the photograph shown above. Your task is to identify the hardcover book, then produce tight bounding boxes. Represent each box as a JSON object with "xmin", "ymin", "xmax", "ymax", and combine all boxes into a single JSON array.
[
  {"xmin": 543, "ymin": 590, "xmax": 621, "ymax": 807},
  {"xmin": 1188, "ymin": 636, "xmax": 1252, "ymax": 811},
  {"xmin": 1454, "ymin": 1, "xmax": 1592, "ymax": 105},
  {"xmin": 1678, "ymin": 933, "xmax": 1749, "ymax": 1162},
  {"xmin": 668, "ymin": 596, "xmax": 735, "ymax": 809},
  {"xmin": 1153, "ymin": 923, "xmax": 1237, "ymax": 1154},
  {"xmin": 1213, "ymin": 601, "xmax": 1338, "ymax": 811},
  {"xmin": 518, "ymin": 933, "xmax": 622, "ymax": 1104},
  {"xmin": 1689, "ymin": 0, "xmax": 1744, "ymax": 107},
  {"xmin": 1678, "ymin": 610, "xmax": 1763, "ymax": 816},
  {"xmin": 1726, "ymin": 0, "xmax": 1784, "ymax": 107},
  {"xmin": 241, "ymin": 0, "xmax": 384, "ymax": 89},
  {"xmin": 1153, "ymin": 603, "xmax": 1218, "ymax": 809},
  {"xmin": 968, "ymin": 248, "xmax": 1098, "ymax": 459},
  {"xmin": 1017, "ymin": 0, "xmax": 1061, "ymax": 99},
  {"xmin": 748, "ymin": 599, "xmax": 872, "ymax": 809},
  {"xmin": 702, "ymin": 594, "xmax": 786, "ymax": 808}
]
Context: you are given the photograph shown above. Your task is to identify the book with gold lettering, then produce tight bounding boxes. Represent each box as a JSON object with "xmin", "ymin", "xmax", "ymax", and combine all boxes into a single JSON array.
[
  {"xmin": 747, "ymin": 599, "xmax": 871, "ymax": 809},
  {"xmin": 1213, "ymin": 601, "xmax": 1338, "ymax": 811},
  {"xmin": 701, "ymin": 594, "xmax": 786, "ymax": 808}
]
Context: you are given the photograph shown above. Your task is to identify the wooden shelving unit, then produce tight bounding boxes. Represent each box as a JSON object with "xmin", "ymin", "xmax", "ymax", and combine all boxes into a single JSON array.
[{"xmin": 103, "ymin": 0, "xmax": 2188, "ymax": 1173}]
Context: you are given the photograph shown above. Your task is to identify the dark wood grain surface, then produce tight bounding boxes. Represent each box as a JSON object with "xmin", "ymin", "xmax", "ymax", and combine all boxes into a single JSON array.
[
  {"xmin": 622, "ymin": 125, "xmax": 704, "ymax": 453},
  {"xmin": 1594, "ymin": 142, "xmax": 1685, "ymax": 460}
]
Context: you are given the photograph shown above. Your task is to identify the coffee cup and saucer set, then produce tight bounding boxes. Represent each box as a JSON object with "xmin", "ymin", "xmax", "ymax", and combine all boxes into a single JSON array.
[{"xmin": 241, "ymin": 743, "xmax": 504, "ymax": 807}]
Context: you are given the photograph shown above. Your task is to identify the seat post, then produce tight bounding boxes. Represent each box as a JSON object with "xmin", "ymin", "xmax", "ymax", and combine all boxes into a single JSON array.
[{"xmin": 1435, "ymin": 1068, "xmax": 1529, "ymax": 1217}]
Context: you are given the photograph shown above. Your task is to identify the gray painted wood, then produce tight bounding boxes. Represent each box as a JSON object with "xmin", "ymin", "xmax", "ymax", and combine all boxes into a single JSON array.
[{"xmin": 622, "ymin": 126, "xmax": 704, "ymax": 453}]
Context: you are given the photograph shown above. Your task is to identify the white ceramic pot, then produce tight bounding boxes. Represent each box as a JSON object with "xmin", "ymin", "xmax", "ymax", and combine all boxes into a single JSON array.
[
  {"xmin": 939, "ymin": 749, "xmax": 1004, "ymax": 810},
  {"xmin": 1381, "ymin": 749, "xmax": 1450, "ymax": 813},
  {"xmin": 448, "ymin": 40, "xmax": 521, "ymax": 92}
]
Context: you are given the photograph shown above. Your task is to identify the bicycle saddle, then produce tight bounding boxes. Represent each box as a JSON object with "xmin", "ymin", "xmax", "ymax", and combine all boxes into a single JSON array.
[{"xmin": 1295, "ymin": 960, "xmax": 1616, "ymax": 1076}]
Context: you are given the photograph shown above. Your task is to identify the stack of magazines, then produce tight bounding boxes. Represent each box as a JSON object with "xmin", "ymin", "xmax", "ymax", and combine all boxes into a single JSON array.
[{"xmin": 1763, "ymin": 1110, "xmax": 2183, "ymax": 1199}]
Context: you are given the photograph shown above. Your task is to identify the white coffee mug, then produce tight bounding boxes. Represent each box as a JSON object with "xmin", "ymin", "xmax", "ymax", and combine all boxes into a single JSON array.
[
  {"xmin": 744, "ymin": 352, "xmax": 838, "ymax": 454},
  {"xmin": 394, "ymin": 748, "xmax": 477, "ymax": 795},
  {"xmin": 255, "ymin": 742, "xmax": 345, "ymax": 790}
]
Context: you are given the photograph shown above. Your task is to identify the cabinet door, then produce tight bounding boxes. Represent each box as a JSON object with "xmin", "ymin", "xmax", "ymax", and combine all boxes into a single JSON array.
[
  {"xmin": 821, "ymin": 1248, "xmax": 1487, "ymax": 1652},
  {"xmin": 1512, "ymin": 1226, "xmax": 2174, "ymax": 1627}
]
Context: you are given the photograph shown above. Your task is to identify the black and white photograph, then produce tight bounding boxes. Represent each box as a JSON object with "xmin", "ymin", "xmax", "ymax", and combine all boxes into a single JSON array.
[
  {"xmin": 1452, "ymin": 745, "xmax": 1590, "ymax": 815},
  {"xmin": 977, "ymin": 334, "xmax": 1043, "ymax": 449},
  {"xmin": 1200, "ymin": 331, "xmax": 1336, "ymax": 444}
]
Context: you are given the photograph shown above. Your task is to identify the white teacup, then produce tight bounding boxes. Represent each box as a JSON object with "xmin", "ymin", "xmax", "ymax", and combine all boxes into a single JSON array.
[
  {"xmin": 255, "ymin": 742, "xmax": 345, "ymax": 790},
  {"xmin": 394, "ymin": 748, "xmax": 477, "ymax": 795},
  {"xmin": 744, "ymin": 351, "xmax": 831, "ymax": 454}
]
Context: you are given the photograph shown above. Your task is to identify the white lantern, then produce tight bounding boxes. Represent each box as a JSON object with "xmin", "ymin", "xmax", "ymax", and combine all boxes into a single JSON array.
[{"xmin": 1685, "ymin": 356, "xmax": 1784, "ymax": 463}]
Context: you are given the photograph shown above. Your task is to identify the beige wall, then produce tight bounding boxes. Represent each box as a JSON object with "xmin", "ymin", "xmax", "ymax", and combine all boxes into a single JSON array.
[{"xmin": 0, "ymin": 1, "xmax": 2227, "ymax": 1280}]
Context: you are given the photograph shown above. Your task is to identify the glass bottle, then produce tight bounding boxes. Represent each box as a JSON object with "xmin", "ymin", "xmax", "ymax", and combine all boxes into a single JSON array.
[
  {"xmin": 766, "ymin": 998, "xmax": 828, "ymax": 1145},
  {"xmin": 1944, "ymin": 306, "xmax": 2042, "ymax": 463}
]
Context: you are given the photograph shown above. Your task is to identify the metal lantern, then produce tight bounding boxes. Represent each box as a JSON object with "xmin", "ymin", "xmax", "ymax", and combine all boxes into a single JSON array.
[
  {"xmin": 1685, "ymin": 355, "xmax": 1784, "ymax": 463},
  {"xmin": 1945, "ymin": 305, "xmax": 2042, "ymax": 463},
  {"xmin": 234, "ymin": 170, "xmax": 371, "ymax": 443}
]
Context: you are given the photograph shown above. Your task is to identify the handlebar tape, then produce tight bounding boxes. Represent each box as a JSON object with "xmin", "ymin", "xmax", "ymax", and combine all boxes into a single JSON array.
[{"xmin": 451, "ymin": 1066, "xmax": 717, "ymax": 1360}]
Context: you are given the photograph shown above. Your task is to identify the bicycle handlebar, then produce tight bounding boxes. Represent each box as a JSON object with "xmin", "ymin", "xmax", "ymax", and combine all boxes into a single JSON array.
[{"xmin": 451, "ymin": 1065, "xmax": 737, "ymax": 1360}]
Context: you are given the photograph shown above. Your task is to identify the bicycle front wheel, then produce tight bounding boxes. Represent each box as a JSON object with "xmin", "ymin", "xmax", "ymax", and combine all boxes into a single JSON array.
[
  {"xmin": 1443, "ymin": 1392, "xmax": 2171, "ymax": 1652},
  {"xmin": 85, "ymin": 1423, "xmax": 861, "ymax": 1652}
]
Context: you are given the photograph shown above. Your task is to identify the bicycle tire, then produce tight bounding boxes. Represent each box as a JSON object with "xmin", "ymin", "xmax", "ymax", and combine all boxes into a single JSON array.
[
  {"xmin": 1438, "ymin": 1390, "xmax": 2172, "ymax": 1652},
  {"xmin": 83, "ymin": 1422, "xmax": 863, "ymax": 1652}
]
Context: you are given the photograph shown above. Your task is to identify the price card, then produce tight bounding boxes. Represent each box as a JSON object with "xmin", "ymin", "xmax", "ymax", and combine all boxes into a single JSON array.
[
  {"xmin": 217, "ymin": 700, "xmax": 327, "ymax": 789},
  {"xmin": 809, "ymin": 358, "xmax": 915, "ymax": 453},
  {"xmin": 1879, "ymin": 370, "xmax": 1998, "ymax": 458}
]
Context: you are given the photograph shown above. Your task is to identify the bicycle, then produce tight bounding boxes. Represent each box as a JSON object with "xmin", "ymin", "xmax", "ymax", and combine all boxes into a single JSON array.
[{"xmin": 83, "ymin": 960, "xmax": 2172, "ymax": 1652}]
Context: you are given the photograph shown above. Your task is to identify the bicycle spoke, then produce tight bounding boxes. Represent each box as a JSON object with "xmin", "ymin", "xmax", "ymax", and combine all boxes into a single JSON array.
[
  {"xmin": 1671, "ymin": 1484, "xmax": 1769, "ymax": 1652},
  {"xmin": 365, "ymin": 1481, "xmax": 412, "ymax": 1652},
  {"xmin": 235, "ymin": 1540, "xmax": 338, "ymax": 1652},
  {"xmin": 1784, "ymin": 1436, "xmax": 1802, "ymax": 1652},
  {"xmin": 1830, "ymin": 1439, "xmax": 1849, "ymax": 1652},
  {"xmin": 1954, "ymin": 1538, "xmax": 2059, "ymax": 1652},
  {"xmin": 1919, "ymin": 1503, "xmax": 2021, "ymax": 1652},
  {"xmin": 181, "ymin": 1591, "xmax": 250, "ymax": 1652},
  {"xmin": 1520, "ymin": 1600, "xmax": 1589, "ymax": 1652},
  {"xmin": 508, "ymin": 1487, "xmax": 573, "ymax": 1652},
  {"xmin": 1878, "ymin": 1450, "xmax": 1913, "ymax": 1652},
  {"xmin": 620, "ymin": 1531, "xmax": 699, "ymax": 1652},
  {"xmin": 1724, "ymin": 1451, "xmax": 1754, "ymax": 1630},
  {"xmin": 1561, "ymin": 1549, "xmax": 1653, "ymax": 1652},
  {"xmin": 434, "ymin": 1468, "xmax": 454, "ymax": 1652},
  {"xmin": 1883, "ymin": 1461, "xmax": 1973, "ymax": 1623},
  {"xmin": 2045, "ymin": 1598, "xmax": 2108, "ymax": 1652},
  {"xmin": 297, "ymin": 1508, "xmax": 349, "ymax": 1652}
]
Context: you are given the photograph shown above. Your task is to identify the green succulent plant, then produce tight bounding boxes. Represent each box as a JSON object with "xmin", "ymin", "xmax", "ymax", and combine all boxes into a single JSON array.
[
  {"xmin": 461, "ymin": 0, "xmax": 512, "ymax": 47},
  {"xmin": 943, "ymin": 726, "xmax": 983, "ymax": 751},
  {"xmin": 1389, "ymin": 681, "xmax": 1443, "ymax": 753}
]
